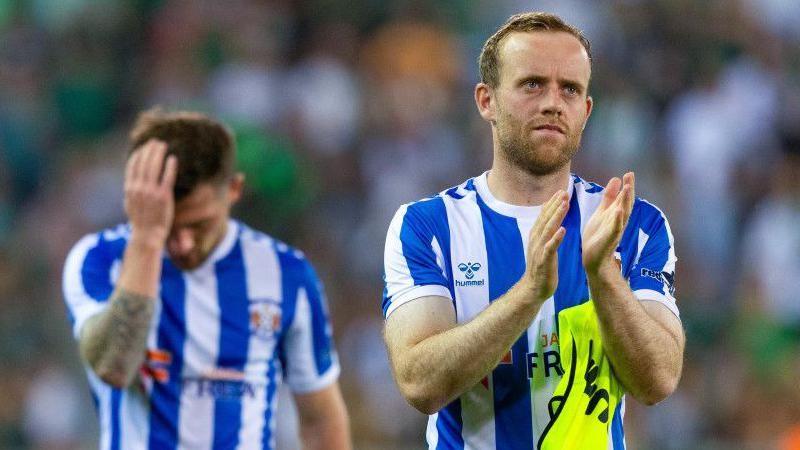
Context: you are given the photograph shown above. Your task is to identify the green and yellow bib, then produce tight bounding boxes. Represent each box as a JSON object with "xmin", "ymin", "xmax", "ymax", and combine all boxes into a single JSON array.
[{"xmin": 537, "ymin": 300, "xmax": 624, "ymax": 450}]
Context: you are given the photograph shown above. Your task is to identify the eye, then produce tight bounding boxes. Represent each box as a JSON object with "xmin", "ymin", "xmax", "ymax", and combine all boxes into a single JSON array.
[
  {"xmin": 189, "ymin": 220, "xmax": 211, "ymax": 231},
  {"xmin": 563, "ymin": 85, "xmax": 580, "ymax": 97},
  {"xmin": 524, "ymin": 79, "xmax": 541, "ymax": 89}
]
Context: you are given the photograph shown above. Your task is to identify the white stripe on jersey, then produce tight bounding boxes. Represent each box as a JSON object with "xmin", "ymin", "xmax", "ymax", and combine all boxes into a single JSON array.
[
  {"xmin": 119, "ymin": 388, "xmax": 148, "ymax": 450},
  {"xmin": 633, "ymin": 229, "xmax": 649, "ymax": 268},
  {"xmin": 285, "ymin": 287, "xmax": 340, "ymax": 392},
  {"xmin": 179, "ymin": 265, "xmax": 220, "ymax": 449},
  {"xmin": 441, "ymin": 189, "xmax": 496, "ymax": 449},
  {"xmin": 426, "ymin": 412, "xmax": 439, "ymax": 448},
  {"xmin": 518, "ymin": 215, "xmax": 555, "ymax": 437},
  {"xmin": 62, "ymin": 233, "xmax": 105, "ymax": 339},
  {"xmin": 238, "ymin": 234, "xmax": 282, "ymax": 449},
  {"xmin": 88, "ymin": 370, "xmax": 113, "ymax": 450}
]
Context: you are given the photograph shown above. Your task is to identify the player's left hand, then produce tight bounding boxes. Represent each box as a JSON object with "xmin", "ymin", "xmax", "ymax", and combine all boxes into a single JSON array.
[{"xmin": 581, "ymin": 172, "xmax": 635, "ymax": 275}]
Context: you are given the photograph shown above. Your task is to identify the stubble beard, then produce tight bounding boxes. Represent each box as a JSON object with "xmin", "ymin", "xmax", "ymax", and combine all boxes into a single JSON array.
[{"xmin": 496, "ymin": 110, "xmax": 582, "ymax": 177}]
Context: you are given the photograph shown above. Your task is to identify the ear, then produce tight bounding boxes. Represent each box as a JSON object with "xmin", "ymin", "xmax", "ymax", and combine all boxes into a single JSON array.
[
  {"xmin": 582, "ymin": 95, "xmax": 594, "ymax": 131},
  {"xmin": 475, "ymin": 83, "xmax": 496, "ymax": 124},
  {"xmin": 585, "ymin": 95, "xmax": 593, "ymax": 118},
  {"xmin": 228, "ymin": 172, "xmax": 245, "ymax": 204}
]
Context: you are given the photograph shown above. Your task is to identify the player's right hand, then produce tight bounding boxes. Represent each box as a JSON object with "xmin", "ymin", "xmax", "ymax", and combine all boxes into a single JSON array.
[
  {"xmin": 523, "ymin": 189, "xmax": 569, "ymax": 303},
  {"xmin": 124, "ymin": 139, "xmax": 178, "ymax": 245}
]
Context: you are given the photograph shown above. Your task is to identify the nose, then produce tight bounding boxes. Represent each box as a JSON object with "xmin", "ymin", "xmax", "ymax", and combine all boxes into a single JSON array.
[
  {"xmin": 541, "ymin": 85, "xmax": 564, "ymax": 117},
  {"xmin": 168, "ymin": 228, "xmax": 195, "ymax": 256}
]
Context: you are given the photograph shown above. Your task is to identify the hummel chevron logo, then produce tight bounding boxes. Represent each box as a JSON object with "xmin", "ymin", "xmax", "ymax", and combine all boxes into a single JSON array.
[{"xmin": 458, "ymin": 262, "xmax": 482, "ymax": 279}]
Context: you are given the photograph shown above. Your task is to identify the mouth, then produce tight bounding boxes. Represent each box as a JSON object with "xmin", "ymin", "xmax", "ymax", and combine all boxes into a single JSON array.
[{"xmin": 534, "ymin": 124, "xmax": 565, "ymax": 134}]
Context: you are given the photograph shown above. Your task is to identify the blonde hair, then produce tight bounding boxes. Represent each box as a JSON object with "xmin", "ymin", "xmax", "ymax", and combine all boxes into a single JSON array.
[{"xmin": 479, "ymin": 12, "xmax": 592, "ymax": 88}]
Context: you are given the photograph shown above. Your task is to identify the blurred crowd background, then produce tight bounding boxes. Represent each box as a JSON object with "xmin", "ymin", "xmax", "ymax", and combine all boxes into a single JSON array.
[{"xmin": 0, "ymin": 0, "xmax": 799, "ymax": 449}]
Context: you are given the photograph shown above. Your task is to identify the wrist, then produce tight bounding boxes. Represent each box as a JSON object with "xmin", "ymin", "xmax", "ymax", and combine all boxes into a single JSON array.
[
  {"xmin": 514, "ymin": 276, "xmax": 550, "ymax": 307},
  {"xmin": 585, "ymin": 257, "xmax": 621, "ymax": 285},
  {"xmin": 128, "ymin": 229, "xmax": 167, "ymax": 253}
]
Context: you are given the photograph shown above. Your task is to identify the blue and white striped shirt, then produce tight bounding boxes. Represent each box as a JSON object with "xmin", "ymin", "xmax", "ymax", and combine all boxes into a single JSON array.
[
  {"xmin": 383, "ymin": 172, "xmax": 678, "ymax": 450},
  {"xmin": 63, "ymin": 220, "xmax": 340, "ymax": 450}
]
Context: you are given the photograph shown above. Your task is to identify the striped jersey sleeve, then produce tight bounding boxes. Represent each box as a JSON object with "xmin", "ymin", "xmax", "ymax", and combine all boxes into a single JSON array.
[
  {"xmin": 279, "ymin": 249, "xmax": 340, "ymax": 393},
  {"xmin": 382, "ymin": 199, "xmax": 452, "ymax": 319},
  {"xmin": 62, "ymin": 228, "xmax": 126, "ymax": 339},
  {"xmin": 624, "ymin": 199, "xmax": 679, "ymax": 317}
]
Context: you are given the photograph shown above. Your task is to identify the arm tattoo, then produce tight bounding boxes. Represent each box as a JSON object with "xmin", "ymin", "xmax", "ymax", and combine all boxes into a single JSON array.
[{"xmin": 80, "ymin": 289, "xmax": 155, "ymax": 386}]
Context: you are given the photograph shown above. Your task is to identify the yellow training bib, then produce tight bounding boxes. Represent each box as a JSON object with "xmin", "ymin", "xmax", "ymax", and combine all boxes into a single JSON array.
[{"xmin": 537, "ymin": 300, "xmax": 624, "ymax": 450}]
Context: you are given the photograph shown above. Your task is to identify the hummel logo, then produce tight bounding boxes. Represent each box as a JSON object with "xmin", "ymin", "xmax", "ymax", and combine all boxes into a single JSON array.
[{"xmin": 458, "ymin": 262, "xmax": 482, "ymax": 279}]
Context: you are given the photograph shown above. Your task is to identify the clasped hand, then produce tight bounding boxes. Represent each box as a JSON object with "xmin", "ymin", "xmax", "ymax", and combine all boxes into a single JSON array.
[
  {"xmin": 523, "ymin": 173, "xmax": 635, "ymax": 301},
  {"xmin": 581, "ymin": 172, "xmax": 635, "ymax": 275}
]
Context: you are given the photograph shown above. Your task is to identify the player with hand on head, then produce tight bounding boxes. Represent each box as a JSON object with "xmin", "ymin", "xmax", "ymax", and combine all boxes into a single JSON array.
[
  {"xmin": 382, "ymin": 12, "xmax": 684, "ymax": 450},
  {"xmin": 63, "ymin": 109, "xmax": 351, "ymax": 450}
]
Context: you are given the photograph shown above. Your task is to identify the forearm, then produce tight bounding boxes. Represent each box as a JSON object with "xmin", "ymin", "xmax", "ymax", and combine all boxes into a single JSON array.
[
  {"xmin": 587, "ymin": 262, "xmax": 684, "ymax": 404},
  {"xmin": 393, "ymin": 282, "xmax": 543, "ymax": 413},
  {"xmin": 80, "ymin": 288, "xmax": 154, "ymax": 387},
  {"xmin": 300, "ymin": 416, "xmax": 351, "ymax": 450},
  {"xmin": 296, "ymin": 385, "xmax": 352, "ymax": 450},
  {"xmin": 79, "ymin": 235, "xmax": 163, "ymax": 387}
]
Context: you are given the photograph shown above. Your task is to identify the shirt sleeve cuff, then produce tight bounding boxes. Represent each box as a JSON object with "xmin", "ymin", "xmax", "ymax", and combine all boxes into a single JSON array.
[
  {"xmin": 73, "ymin": 302, "xmax": 108, "ymax": 339},
  {"xmin": 288, "ymin": 363, "xmax": 341, "ymax": 394},
  {"xmin": 634, "ymin": 289, "xmax": 680, "ymax": 318},
  {"xmin": 385, "ymin": 284, "xmax": 452, "ymax": 319}
]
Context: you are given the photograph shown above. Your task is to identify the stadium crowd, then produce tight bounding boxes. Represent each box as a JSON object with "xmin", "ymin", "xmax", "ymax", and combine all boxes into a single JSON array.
[{"xmin": 0, "ymin": 0, "xmax": 798, "ymax": 448}]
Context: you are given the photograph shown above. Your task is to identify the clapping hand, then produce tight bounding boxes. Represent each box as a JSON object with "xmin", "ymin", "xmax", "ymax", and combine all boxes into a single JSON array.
[
  {"xmin": 524, "ymin": 190, "xmax": 570, "ymax": 303},
  {"xmin": 582, "ymin": 172, "xmax": 635, "ymax": 275}
]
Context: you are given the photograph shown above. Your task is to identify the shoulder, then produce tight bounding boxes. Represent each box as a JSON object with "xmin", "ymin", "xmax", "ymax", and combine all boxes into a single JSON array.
[
  {"xmin": 571, "ymin": 174, "xmax": 672, "ymax": 226},
  {"xmin": 570, "ymin": 174, "xmax": 607, "ymax": 217},
  {"xmin": 66, "ymin": 224, "xmax": 130, "ymax": 264},
  {"xmin": 630, "ymin": 198, "xmax": 672, "ymax": 233},
  {"xmin": 571, "ymin": 174, "xmax": 605, "ymax": 196},
  {"xmin": 237, "ymin": 221, "xmax": 316, "ymax": 278},
  {"xmin": 390, "ymin": 177, "xmax": 476, "ymax": 229}
]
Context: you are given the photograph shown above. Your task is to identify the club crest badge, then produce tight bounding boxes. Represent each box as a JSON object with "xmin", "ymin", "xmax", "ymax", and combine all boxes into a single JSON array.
[{"xmin": 249, "ymin": 299, "xmax": 282, "ymax": 339}]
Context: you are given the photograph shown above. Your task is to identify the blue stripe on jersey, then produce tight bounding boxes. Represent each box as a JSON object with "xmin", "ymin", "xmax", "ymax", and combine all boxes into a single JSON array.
[
  {"xmin": 389, "ymin": 198, "xmax": 453, "ymax": 315},
  {"xmin": 148, "ymin": 260, "xmax": 186, "ymax": 450},
  {"xmin": 445, "ymin": 186, "xmax": 464, "ymax": 199},
  {"xmin": 303, "ymin": 263, "xmax": 333, "ymax": 374},
  {"xmin": 436, "ymin": 400, "xmax": 465, "ymax": 450},
  {"xmin": 262, "ymin": 353, "xmax": 279, "ymax": 450},
  {"xmin": 72, "ymin": 235, "xmax": 126, "ymax": 327},
  {"xmin": 618, "ymin": 220, "xmax": 639, "ymax": 278},
  {"xmin": 90, "ymin": 390, "xmax": 99, "ymax": 413},
  {"xmin": 627, "ymin": 201, "xmax": 672, "ymax": 296},
  {"xmin": 212, "ymin": 239, "xmax": 250, "ymax": 449},
  {"xmin": 554, "ymin": 187, "xmax": 589, "ymax": 318},
  {"xmin": 611, "ymin": 401, "xmax": 624, "ymax": 450},
  {"xmin": 110, "ymin": 388, "xmax": 122, "ymax": 450},
  {"xmin": 476, "ymin": 195, "xmax": 533, "ymax": 450},
  {"xmin": 80, "ymin": 237, "xmax": 115, "ymax": 301},
  {"xmin": 267, "ymin": 244, "xmax": 302, "ymax": 449},
  {"xmin": 464, "ymin": 178, "xmax": 476, "ymax": 191},
  {"xmin": 275, "ymin": 245, "xmax": 302, "ymax": 375}
]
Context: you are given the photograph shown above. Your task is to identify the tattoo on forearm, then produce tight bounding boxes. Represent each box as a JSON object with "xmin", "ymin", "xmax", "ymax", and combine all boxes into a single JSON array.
[{"xmin": 82, "ymin": 289, "xmax": 154, "ymax": 385}]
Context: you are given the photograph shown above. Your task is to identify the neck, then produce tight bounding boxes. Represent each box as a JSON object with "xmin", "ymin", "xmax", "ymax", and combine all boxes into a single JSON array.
[{"xmin": 487, "ymin": 154, "xmax": 571, "ymax": 206}]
